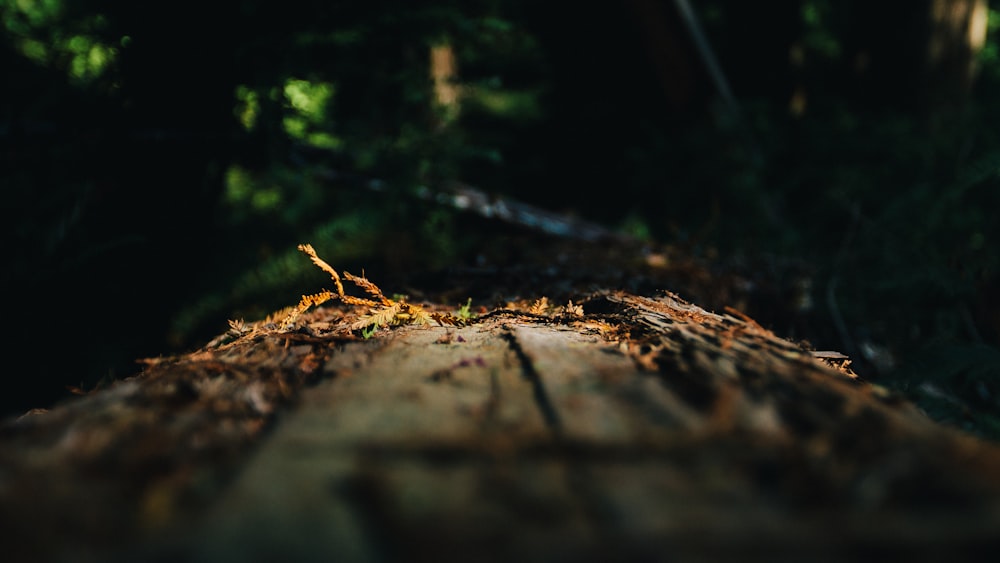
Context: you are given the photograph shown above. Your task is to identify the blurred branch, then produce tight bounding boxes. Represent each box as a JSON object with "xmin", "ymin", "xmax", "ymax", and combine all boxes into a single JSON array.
[
  {"xmin": 672, "ymin": 0, "xmax": 762, "ymax": 166},
  {"xmin": 672, "ymin": 0, "xmax": 736, "ymax": 113},
  {"xmin": 417, "ymin": 181, "xmax": 629, "ymax": 243},
  {"xmin": 289, "ymin": 148, "xmax": 632, "ymax": 244}
]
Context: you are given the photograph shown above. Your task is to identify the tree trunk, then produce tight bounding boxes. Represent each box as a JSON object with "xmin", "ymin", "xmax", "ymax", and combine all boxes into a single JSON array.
[
  {"xmin": 924, "ymin": 0, "xmax": 989, "ymax": 111},
  {"xmin": 844, "ymin": 0, "xmax": 988, "ymax": 114}
]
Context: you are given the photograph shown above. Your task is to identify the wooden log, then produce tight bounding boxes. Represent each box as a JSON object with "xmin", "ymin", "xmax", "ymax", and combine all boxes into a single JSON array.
[{"xmin": 3, "ymin": 291, "xmax": 1000, "ymax": 562}]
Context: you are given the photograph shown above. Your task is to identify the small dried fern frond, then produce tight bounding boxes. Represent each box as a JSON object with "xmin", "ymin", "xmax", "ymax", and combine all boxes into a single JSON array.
[
  {"xmin": 283, "ymin": 243, "xmax": 464, "ymax": 334},
  {"xmin": 281, "ymin": 289, "xmax": 337, "ymax": 329},
  {"xmin": 398, "ymin": 303, "xmax": 432, "ymax": 325},
  {"xmin": 297, "ymin": 244, "xmax": 345, "ymax": 296},
  {"xmin": 351, "ymin": 302, "xmax": 402, "ymax": 331},
  {"xmin": 561, "ymin": 300, "xmax": 584, "ymax": 316},
  {"xmin": 228, "ymin": 318, "xmax": 248, "ymax": 332},
  {"xmin": 338, "ymin": 293, "xmax": 381, "ymax": 308},
  {"xmin": 529, "ymin": 297, "xmax": 551, "ymax": 315},
  {"xmin": 430, "ymin": 311, "xmax": 467, "ymax": 327},
  {"xmin": 266, "ymin": 306, "xmax": 298, "ymax": 325},
  {"xmin": 300, "ymin": 290, "xmax": 336, "ymax": 309},
  {"xmin": 344, "ymin": 271, "xmax": 392, "ymax": 306}
]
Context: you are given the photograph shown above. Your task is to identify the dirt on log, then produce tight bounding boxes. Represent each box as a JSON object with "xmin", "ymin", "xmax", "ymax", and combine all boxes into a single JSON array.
[{"xmin": 3, "ymin": 275, "xmax": 1000, "ymax": 561}]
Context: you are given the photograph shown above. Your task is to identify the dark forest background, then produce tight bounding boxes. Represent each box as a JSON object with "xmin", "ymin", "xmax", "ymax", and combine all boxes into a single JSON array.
[{"xmin": 3, "ymin": 0, "xmax": 1000, "ymax": 437}]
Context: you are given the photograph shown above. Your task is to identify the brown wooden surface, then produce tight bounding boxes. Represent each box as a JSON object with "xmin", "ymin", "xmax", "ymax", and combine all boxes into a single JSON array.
[{"xmin": 3, "ymin": 290, "xmax": 1000, "ymax": 562}]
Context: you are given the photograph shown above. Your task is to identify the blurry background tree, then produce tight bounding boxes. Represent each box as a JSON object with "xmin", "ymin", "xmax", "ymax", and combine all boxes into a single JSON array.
[{"xmin": 3, "ymin": 0, "xmax": 999, "ymax": 437}]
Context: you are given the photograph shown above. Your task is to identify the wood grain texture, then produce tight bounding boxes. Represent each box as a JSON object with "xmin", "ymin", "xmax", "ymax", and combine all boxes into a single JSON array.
[{"xmin": 4, "ymin": 292, "xmax": 1000, "ymax": 562}]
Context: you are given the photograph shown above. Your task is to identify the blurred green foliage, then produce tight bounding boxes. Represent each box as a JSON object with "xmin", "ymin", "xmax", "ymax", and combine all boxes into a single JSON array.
[{"xmin": 3, "ymin": 0, "xmax": 1000, "ymax": 438}]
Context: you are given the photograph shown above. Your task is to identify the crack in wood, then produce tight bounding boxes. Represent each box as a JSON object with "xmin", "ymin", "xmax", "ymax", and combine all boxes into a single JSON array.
[{"xmin": 501, "ymin": 326, "xmax": 563, "ymax": 434}]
